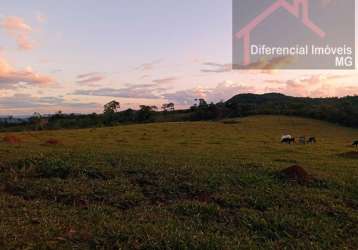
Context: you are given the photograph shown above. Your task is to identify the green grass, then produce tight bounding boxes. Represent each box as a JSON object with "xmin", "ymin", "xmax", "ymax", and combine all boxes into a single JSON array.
[{"xmin": 0, "ymin": 115, "xmax": 357, "ymax": 249}]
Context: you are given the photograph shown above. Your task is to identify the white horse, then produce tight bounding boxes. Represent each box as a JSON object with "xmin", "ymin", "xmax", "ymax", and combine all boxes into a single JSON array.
[
  {"xmin": 281, "ymin": 135, "xmax": 295, "ymax": 144},
  {"xmin": 281, "ymin": 135, "xmax": 292, "ymax": 141}
]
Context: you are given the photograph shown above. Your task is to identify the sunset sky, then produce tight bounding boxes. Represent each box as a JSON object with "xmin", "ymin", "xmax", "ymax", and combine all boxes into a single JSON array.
[{"xmin": 0, "ymin": 0, "xmax": 357, "ymax": 115}]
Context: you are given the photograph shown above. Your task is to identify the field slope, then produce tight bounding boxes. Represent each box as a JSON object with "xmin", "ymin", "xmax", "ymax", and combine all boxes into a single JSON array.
[{"xmin": 0, "ymin": 116, "xmax": 357, "ymax": 249}]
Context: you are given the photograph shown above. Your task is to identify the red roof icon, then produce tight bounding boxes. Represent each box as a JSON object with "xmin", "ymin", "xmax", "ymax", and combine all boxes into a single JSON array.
[{"xmin": 236, "ymin": 0, "xmax": 326, "ymax": 65}]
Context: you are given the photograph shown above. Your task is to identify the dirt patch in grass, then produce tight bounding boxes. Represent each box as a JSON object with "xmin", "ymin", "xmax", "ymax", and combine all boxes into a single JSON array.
[
  {"xmin": 0, "ymin": 163, "xmax": 6, "ymax": 173},
  {"xmin": 221, "ymin": 120, "xmax": 240, "ymax": 125},
  {"xmin": 116, "ymin": 139, "xmax": 128, "ymax": 144},
  {"xmin": 337, "ymin": 151, "xmax": 358, "ymax": 159},
  {"xmin": 278, "ymin": 165, "xmax": 314, "ymax": 184},
  {"xmin": 3, "ymin": 135, "xmax": 22, "ymax": 144},
  {"xmin": 45, "ymin": 139, "xmax": 61, "ymax": 145},
  {"xmin": 344, "ymin": 198, "xmax": 358, "ymax": 209}
]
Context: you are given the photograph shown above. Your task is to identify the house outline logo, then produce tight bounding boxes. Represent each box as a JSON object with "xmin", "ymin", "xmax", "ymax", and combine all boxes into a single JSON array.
[{"xmin": 235, "ymin": 0, "xmax": 326, "ymax": 66}]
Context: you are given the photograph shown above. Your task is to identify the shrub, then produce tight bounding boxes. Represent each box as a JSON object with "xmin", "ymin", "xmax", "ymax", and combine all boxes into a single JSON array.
[{"xmin": 36, "ymin": 158, "xmax": 71, "ymax": 179}]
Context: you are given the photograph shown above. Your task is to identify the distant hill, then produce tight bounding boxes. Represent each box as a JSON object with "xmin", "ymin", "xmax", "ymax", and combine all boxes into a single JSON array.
[{"xmin": 224, "ymin": 93, "xmax": 358, "ymax": 127}]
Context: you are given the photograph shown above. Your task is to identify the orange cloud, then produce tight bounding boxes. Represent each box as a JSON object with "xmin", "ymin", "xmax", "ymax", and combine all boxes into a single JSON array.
[
  {"xmin": 1, "ymin": 16, "xmax": 34, "ymax": 50},
  {"xmin": 0, "ymin": 56, "xmax": 54, "ymax": 88},
  {"xmin": 2, "ymin": 16, "xmax": 32, "ymax": 32}
]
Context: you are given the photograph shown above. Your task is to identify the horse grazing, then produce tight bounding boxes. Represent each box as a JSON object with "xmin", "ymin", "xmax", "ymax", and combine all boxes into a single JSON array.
[
  {"xmin": 298, "ymin": 136, "xmax": 306, "ymax": 144},
  {"xmin": 281, "ymin": 135, "xmax": 292, "ymax": 141},
  {"xmin": 353, "ymin": 140, "xmax": 358, "ymax": 147},
  {"xmin": 307, "ymin": 137, "xmax": 317, "ymax": 144},
  {"xmin": 281, "ymin": 135, "xmax": 295, "ymax": 144}
]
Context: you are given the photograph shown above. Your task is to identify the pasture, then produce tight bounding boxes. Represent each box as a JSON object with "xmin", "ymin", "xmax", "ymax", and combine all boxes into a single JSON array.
[{"xmin": 0, "ymin": 115, "xmax": 357, "ymax": 249}]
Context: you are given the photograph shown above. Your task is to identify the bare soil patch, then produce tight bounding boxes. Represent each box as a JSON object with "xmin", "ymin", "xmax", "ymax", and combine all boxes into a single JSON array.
[
  {"xmin": 279, "ymin": 165, "xmax": 314, "ymax": 184},
  {"xmin": 337, "ymin": 151, "xmax": 358, "ymax": 159},
  {"xmin": 45, "ymin": 139, "xmax": 61, "ymax": 145},
  {"xmin": 3, "ymin": 135, "xmax": 22, "ymax": 144}
]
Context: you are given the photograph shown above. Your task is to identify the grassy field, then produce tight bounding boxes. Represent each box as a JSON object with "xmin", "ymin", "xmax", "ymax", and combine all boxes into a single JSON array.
[{"xmin": 0, "ymin": 115, "xmax": 357, "ymax": 249}]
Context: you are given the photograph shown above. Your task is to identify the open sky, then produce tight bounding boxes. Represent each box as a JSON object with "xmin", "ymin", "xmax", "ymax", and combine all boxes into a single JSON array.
[{"xmin": 0, "ymin": 0, "xmax": 357, "ymax": 115}]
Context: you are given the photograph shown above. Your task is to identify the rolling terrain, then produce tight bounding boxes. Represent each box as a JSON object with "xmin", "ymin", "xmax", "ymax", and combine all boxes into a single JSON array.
[{"xmin": 0, "ymin": 116, "xmax": 357, "ymax": 249}]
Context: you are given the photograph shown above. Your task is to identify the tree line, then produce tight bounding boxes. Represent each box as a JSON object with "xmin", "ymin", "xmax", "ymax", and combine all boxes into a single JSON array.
[{"xmin": 1, "ymin": 93, "xmax": 358, "ymax": 131}]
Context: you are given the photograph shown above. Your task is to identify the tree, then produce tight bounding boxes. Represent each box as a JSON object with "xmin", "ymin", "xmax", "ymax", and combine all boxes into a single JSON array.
[
  {"xmin": 30, "ymin": 112, "xmax": 48, "ymax": 130},
  {"xmin": 137, "ymin": 105, "xmax": 158, "ymax": 122},
  {"xmin": 162, "ymin": 103, "xmax": 175, "ymax": 112},
  {"xmin": 196, "ymin": 98, "xmax": 208, "ymax": 108},
  {"xmin": 103, "ymin": 100, "xmax": 120, "ymax": 125},
  {"xmin": 191, "ymin": 98, "xmax": 208, "ymax": 110},
  {"xmin": 104, "ymin": 100, "xmax": 120, "ymax": 114},
  {"xmin": 139, "ymin": 105, "xmax": 157, "ymax": 112},
  {"xmin": 120, "ymin": 109, "xmax": 136, "ymax": 122},
  {"xmin": 52, "ymin": 110, "xmax": 64, "ymax": 119}
]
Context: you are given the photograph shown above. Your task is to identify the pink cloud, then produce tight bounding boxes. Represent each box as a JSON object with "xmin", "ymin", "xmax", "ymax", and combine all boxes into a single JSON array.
[
  {"xmin": 238, "ymin": 56, "xmax": 294, "ymax": 73},
  {"xmin": 264, "ymin": 74, "xmax": 358, "ymax": 97},
  {"xmin": 2, "ymin": 16, "xmax": 32, "ymax": 32},
  {"xmin": 36, "ymin": 13, "xmax": 47, "ymax": 23},
  {"xmin": 0, "ymin": 56, "xmax": 54, "ymax": 89},
  {"xmin": 201, "ymin": 56, "xmax": 294, "ymax": 74},
  {"xmin": 152, "ymin": 77, "xmax": 178, "ymax": 85},
  {"xmin": 76, "ymin": 72, "xmax": 105, "ymax": 85},
  {"xmin": 163, "ymin": 81, "xmax": 254, "ymax": 105},
  {"xmin": 77, "ymin": 72, "xmax": 98, "ymax": 79},
  {"xmin": 1, "ymin": 16, "xmax": 34, "ymax": 50},
  {"xmin": 134, "ymin": 60, "xmax": 162, "ymax": 71},
  {"xmin": 16, "ymin": 34, "xmax": 34, "ymax": 50},
  {"xmin": 77, "ymin": 76, "xmax": 105, "ymax": 84}
]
